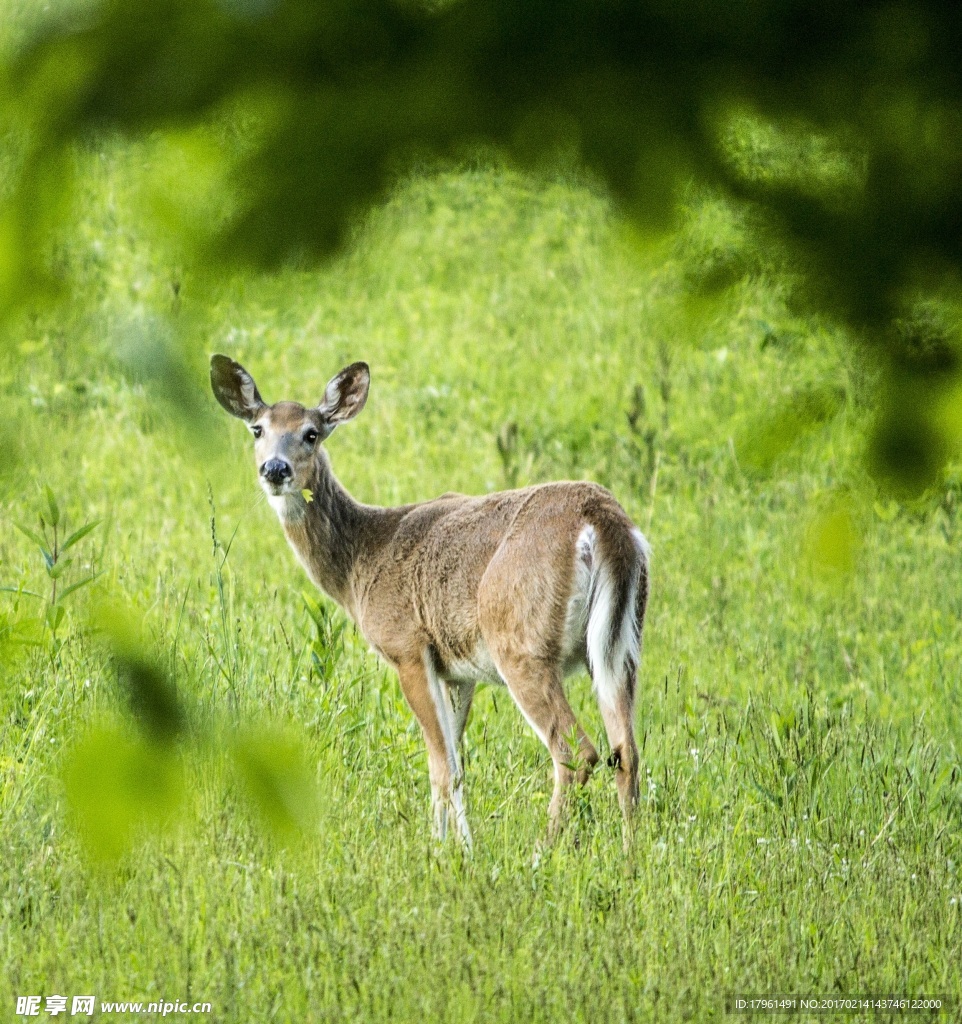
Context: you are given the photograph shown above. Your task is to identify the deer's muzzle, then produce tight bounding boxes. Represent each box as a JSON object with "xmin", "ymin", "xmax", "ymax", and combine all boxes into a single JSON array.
[{"xmin": 260, "ymin": 459, "xmax": 293, "ymax": 487}]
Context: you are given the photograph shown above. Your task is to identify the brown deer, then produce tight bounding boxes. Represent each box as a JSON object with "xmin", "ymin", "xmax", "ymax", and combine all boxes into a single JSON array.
[{"xmin": 211, "ymin": 355, "xmax": 650, "ymax": 847}]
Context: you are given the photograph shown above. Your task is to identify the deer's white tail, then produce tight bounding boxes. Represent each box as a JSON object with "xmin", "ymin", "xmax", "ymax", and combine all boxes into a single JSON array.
[{"xmin": 583, "ymin": 524, "xmax": 650, "ymax": 711}]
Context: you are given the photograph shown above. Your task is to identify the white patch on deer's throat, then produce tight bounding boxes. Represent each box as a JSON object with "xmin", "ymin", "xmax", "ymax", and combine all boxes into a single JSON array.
[{"xmin": 268, "ymin": 491, "xmax": 307, "ymax": 522}]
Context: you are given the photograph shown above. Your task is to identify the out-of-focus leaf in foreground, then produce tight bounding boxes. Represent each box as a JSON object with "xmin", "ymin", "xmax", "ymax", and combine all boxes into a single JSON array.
[
  {"xmin": 869, "ymin": 305, "xmax": 962, "ymax": 496},
  {"xmin": 4, "ymin": 0, "xmax": 962, "ymax": 483},
  {"xmin": 232, "ymin": 725, "xmax": 320, "ymax": 839},
  {"xmin": 59, "ymin": 601, "xmax": 185, "ymax": 862},
  {"xmin": 805, "ymin": 493, "xmax": 861, "ymax": 583},
  {"xmin": 738, "ymin": 385, "xmax": 845, "ymax": 475},
  {"xmin": 61, "ymin": 726, "xmax": 184, "ymax": 864},
  {"xmin": 62, "ymin": 599, "xmax": 321, "ymax": 860},
  {"xmin": 93, "ymin": 602, "xmax": 184, "ymax": 742}
]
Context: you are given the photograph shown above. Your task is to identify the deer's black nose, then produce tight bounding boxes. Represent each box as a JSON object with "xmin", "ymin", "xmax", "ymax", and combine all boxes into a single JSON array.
[{"xmin": 260, "ymin": 459, "xmax": 292, "ymax": 486}]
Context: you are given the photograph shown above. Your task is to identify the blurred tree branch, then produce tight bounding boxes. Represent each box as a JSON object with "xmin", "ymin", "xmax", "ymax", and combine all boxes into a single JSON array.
[{"xmin": 3, "ymin": 0, "xmax": 962, "ymax": 490}]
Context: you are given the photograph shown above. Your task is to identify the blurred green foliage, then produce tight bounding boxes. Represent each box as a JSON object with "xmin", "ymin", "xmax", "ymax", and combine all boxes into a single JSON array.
[
  {"xmin": 2, "ymin": 0, "xmax": 962, "ymax": 489},
  {"xmin": 232, "ymin": 725, "xmax": 320, "ymax": 837},
  {"xmin": 60, "ymin": 601, "xmax": 323, "ymax": 862},
  {"xmin": 93, "ymin": 602, "xmax": 185, "ymax": 741},
  {"xmin": 61, "ymin": 724, "xmax": 185, "ymax": 864},
  {"xmin": 805, "ymin": 492, "xmax": 860, "ymax": 582}
]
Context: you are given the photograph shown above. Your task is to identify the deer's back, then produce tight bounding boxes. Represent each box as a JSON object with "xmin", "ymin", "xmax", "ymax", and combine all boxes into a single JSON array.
[{"xmin": 354, "ymin": 481, "xmax": 636, "ymax": 676}]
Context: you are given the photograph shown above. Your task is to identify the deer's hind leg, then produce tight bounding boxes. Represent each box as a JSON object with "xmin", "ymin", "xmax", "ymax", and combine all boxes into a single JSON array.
[
  {"xmin": 598, "ymin": 682, "xmax": 640, "ymax": 816},
  {"xmin": 492, "ymin": 653, "xmax": 599, "ymax": 834},
  {"xmin": 478, "ymin": 525, "xmax": 599, "ymax": 834},
  {"xmin": 596, "ymin": 552, "xmax": 647, "ymax": 822}
]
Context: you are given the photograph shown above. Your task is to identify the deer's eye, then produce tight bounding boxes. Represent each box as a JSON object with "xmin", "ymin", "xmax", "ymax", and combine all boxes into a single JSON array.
[
  {"xmin": 304, "ymin": 429, "xmax": 319, "ymax": 446},
  {"xmin": 251, "ymin": 425, "xmax": 263, "ymax": 439}
]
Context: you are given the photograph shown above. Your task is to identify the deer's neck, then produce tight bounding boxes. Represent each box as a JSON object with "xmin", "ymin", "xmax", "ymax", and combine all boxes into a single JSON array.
[{"xmin": 270, "ymin": 452, "xmax": 377, "ymax": 616}]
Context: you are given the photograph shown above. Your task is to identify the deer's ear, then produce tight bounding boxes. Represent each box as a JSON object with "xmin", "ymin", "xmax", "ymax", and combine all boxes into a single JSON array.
[
  {"xmin": 318, "ymin": 362, "xmax": 370, "ymax": 426},
  {"xmin": 210, "ymin": 355, "xmax": 266, "ymax": 422}
]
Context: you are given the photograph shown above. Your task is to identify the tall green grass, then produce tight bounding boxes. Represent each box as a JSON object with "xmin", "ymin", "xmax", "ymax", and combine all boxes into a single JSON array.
[{"xmin": 1, "ymin": 139, "xmax": 961, "ymax": 1020}]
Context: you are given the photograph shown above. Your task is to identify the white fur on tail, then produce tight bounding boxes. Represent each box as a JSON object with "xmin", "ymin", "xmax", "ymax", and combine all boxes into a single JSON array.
[{"xmin": 582, "ymin": 525, "xmax": 649, "ymax": 710}]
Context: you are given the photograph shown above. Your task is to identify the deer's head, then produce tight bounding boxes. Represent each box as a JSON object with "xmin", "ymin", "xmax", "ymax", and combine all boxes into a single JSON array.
[{"xmin": 210, "ymin": 355, "xmax": 370, "ymax": 498}]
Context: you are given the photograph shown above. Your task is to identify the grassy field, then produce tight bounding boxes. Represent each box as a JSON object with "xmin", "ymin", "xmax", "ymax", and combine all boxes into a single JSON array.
[{"xmin": 2, "ymin": 128, "xmax": 962, "ymax": 1022}]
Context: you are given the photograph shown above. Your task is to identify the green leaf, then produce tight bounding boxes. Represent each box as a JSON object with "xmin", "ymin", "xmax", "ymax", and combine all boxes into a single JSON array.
[
  {"xmin": 61, "ymin": 519, "xmax": 101, "ymax": 552},
  {"xmin": 46, "ymin": 558, "xmax": 72, "ymax": 579},
  {"xmin": 15, "ymin": 523, "xmax": 52, "ymax": 564},
  {"xmin": 42, "ymin": 485, "xmax": 60, "ymax": 527},
  {"xmin": 45, "ymin": 603, "xmax": 65, "ymax": 633},
  {"xmin": 56, "ymin": 571, "xmax": 104, "ymax": 602},
  {"xmin": 806, "ymin": 498, "xmax": 858, "ymax": 579},
  {"xmin": 0, "ymin": 615, "xmax": 44, "ymax": 646},
  {"xmin": 0, "ymin": 585, "xmax": 43, "ymax": 599},
  {"xmin": 301, "ymin": 591, "xmax": 323, "ymax": 629}
]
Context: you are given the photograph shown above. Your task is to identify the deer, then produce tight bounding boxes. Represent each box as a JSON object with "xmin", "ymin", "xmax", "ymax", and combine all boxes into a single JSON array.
[{"xmin": 210, "ymin": 355, "xmax": 650, "ymax": 848}]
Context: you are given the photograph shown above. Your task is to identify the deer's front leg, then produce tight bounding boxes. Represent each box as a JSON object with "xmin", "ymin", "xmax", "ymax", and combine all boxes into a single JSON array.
[{"xmin": 396, "ymin": 656, "xmax": 472, "ymax": 849}]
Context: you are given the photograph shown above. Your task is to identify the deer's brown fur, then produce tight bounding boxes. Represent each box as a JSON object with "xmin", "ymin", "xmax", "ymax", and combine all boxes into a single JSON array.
[{"xmin": 211, "ymin": 355, "xmax": 650, "ymax": 846}]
